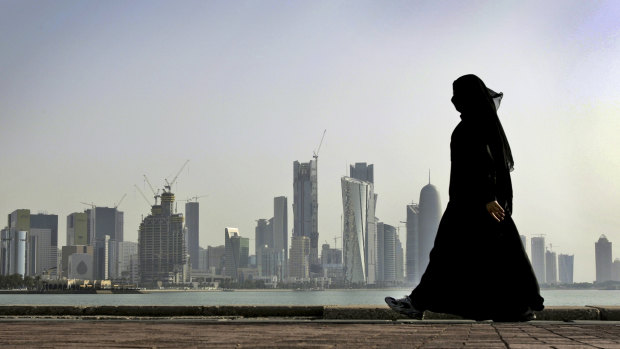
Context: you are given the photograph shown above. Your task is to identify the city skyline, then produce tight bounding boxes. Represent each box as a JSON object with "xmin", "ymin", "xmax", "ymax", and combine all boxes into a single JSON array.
[{"xmin": 2, "ymin": 1, "xmax": 620, "ymax": 283}]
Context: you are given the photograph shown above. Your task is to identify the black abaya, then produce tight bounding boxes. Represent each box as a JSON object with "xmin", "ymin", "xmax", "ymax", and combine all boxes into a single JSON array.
[{"xmin": 409, "ymin": 117, "xmax": 544, "ymax": 321}]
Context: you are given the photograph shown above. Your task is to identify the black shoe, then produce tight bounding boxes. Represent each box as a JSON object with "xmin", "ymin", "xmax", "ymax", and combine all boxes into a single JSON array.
[{"xmin": 384, "ymin": 296, "xmax": 424, "ymax": 319}]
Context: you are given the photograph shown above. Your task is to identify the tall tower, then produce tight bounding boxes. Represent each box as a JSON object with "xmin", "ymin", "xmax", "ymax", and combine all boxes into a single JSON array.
[
  {"xmin": 406, "ymin": 204, "xmax": 420, "ymax": 284},
  {"xmin": 138, "ymin": 191, "xmax": 186, "ymax": 287},
  {"xmin": 545, "ymin": 249, "xmax": 557, "ymax": 284},
  {"xmin": 530, "ymin": 236, "xmax": 546, "ymax": 283},
  {"xmin": 595, "ymin": 235, "xmax": 612, "ymax": 282},
  {"xmin": 293, "ymin": 160, "xmax": 319, "ymax": 267},
  {"xmin": 67, "ymin": 212, "xmax": 88, "ymax": 246},
  {"xmin": 350, "ymin": 162, "xmax": 374, "ymax": 183},
  {"xmin": 558, "ymin": 254, "xmax": 574, "ymax": 284},
  {"xmin": 185, "ymin": 201, "xmax": 199, "ymax": 270},
  {"xmin": 341, "ymin": 176, "xmax": 376, "ymax": 284},
  {"xmin": 418, "ymin": 182, "xmax": 441, "ymax": 274},
  {"xmin": 224, "ymin": 227, "xmax": 249, "ymax": 280},
  {"xmin": 382, "ymin": 223, "xmax": 396, "ymax": 282},
  {"xmin": 273, "ymin": 196, "xmax": 288, "ymax": 279}
]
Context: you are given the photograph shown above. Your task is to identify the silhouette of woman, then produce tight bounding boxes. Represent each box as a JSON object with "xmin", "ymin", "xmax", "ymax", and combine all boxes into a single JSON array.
[{"xmin": 386, "ymin": 74, "xmax": 544, "ymax": 321}]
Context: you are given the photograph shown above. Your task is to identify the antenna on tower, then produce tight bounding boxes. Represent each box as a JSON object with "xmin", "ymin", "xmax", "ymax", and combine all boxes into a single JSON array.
[{"xmin": 428, "ymin": 169, "xmax": 431, "ymax": 184}]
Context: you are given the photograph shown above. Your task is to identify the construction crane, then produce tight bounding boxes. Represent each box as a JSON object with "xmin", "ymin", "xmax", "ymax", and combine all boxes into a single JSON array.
[
  {"xmin": 134, "ymin": 184, "xmax": 153, "ymax": 207},
  {"xmin": 313, "ymin": 129, "xmax": 327, "ymax": 160},
  {"xmin": 333, "ymin": 236, "xmax": 341, "ymax": 249},
  {"xmin": 179, "ymin": 194, "xmax": 208, "ymax": 203},
  {"xmin": 164, "ymin": 160, "xmax": 189, "ymax": 193},
  {"xmin": 143, "ymin": 174, "xmax": 160, "ymax": 204},
  {"xmin": 80, "ymin": 202, "xmax": 97, "ymax": 209},
  {"xmin": 114, "ymin": 193, "xmax": 127, "ymax": 209}
]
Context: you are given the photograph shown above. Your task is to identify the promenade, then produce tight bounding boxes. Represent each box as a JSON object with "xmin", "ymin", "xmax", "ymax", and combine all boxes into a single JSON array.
[{"xmin": 1, "ymin": 306, "xmax": 620, "ymax": 348}]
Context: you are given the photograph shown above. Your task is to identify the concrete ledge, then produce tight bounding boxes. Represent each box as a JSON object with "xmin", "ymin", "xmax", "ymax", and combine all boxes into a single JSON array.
[{"xmin": 0, "ymin": 305, "xmax": 612, "ymax": 321}]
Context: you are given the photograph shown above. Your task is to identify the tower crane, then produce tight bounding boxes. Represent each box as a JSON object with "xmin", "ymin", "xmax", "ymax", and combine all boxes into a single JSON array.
[
  {"xmin": 313, "ymin": 129, "xmax": 327, "ymax": 160},
  {"xmin": 114, "ymin": 193, "xmax": 127, "ymax": 209},
  {"xmin": 165, "ymin": 160, "xmax": 189, "ymax": 193},
  {"xmin": 179, "ymin": 194, "xmax": 208, "ymax": 203},
  {"xmin": 134, "ymin": 184, "xmax": 153, "ymax": 207},
  {"xmin": 143, "ymin": 174, "xmax": 160, "ymax": 204}
]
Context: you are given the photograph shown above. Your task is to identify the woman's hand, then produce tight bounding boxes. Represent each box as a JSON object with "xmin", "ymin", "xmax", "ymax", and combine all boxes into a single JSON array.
[{"xmin": 486, "ymin": 200, "xmax": 505, "ymax": 222}]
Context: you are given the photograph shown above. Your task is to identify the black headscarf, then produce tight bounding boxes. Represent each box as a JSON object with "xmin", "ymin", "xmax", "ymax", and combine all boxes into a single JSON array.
[{"xmin": 451, "ymin": 74, "xmax": 514, "ymax": 172}]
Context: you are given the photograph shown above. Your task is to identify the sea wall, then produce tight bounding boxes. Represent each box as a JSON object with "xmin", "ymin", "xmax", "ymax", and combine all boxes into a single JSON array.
[{"xmin": 0, "ymin": 305, "xmax": 618, "ymax": 321}]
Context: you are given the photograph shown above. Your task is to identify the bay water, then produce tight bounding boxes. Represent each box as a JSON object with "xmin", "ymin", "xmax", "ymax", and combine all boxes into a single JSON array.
[{"xmin": 0, "ymin": 289, "xmax": 618, "ymax": 307}]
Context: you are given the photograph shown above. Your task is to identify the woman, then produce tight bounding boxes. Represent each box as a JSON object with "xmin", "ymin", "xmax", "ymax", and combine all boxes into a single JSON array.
[{"xmin": 386, "ymin": 74, "xmax": 544, "ymax": 321}]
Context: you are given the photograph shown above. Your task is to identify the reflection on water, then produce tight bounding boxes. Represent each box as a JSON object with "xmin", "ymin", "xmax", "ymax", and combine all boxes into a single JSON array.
[{"xmin": 0, "ymin": 289, "xmax": 618, "ymax": 306}]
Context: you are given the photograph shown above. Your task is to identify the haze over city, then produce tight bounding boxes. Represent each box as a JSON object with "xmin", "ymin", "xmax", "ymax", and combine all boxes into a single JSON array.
[{"xmin": 1, "ymin": 1, "xmax": 619, "ymax": 283}]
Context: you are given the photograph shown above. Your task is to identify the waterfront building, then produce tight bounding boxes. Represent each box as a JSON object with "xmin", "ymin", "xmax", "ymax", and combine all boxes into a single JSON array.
[
  {"xmin": 289, "ymin": 235, "xmax": 310, "ymax": 279},
  {"xmin": 545, "ymin": 249, "xmax": 557, "ymax": 284},
  {"xmin": 595, "ymin": 235, "xmax": 613, "ymax": 282},
  {"xmin": 273, "ymin": 196, "xmax": 288, "ymax": 279},
  {"xmin": 406, "ymin": 204, "xmax": 420, "ymax": 284},
  {"xmin": 418, "ymin": 183, "xmax": 441, "ymax": 275},
  {"xmin": 68, "ymin": 253, "xmax": 93, "ymax": 280},
  {"xmin": 255, "ymin": 218, "xmax": 271, "ymax": 275},
  {"xmin": 29, "ymin": 228, "xmax": 55, "ymax": 276},
  {"xmin": 224, "ymin": 228, "xmax": 249, "ymax": 280},
  {"xmin": 116, "ymin": 241, "xmax": 138, "ymax": 281},
  {"xmin": 376, "ymin": 221, "xmax": 384, "ymax": 282},
  {"xmin": 61, "ymin": 245, "xmax": 94, "ymax": 278},
  {"xmin": 531, "ymin": 236, "xmax": 546, "ymax": 283},
  {"xmin": 382, "ymin": 223, "xmax": 396, "ymax": 282},
  {"xmin": 321, "ymin": 243, "xmax": 342, "ymax": 265},
  {"xmin": 4, "ymin": 209, "xmax": 29, "ymax": 276},
  {"xmin": 207, "ymin": 245, "xmax": 226, "ymax": 275},
  {"xmin": 67, "ymin": 212, "xmax": 88, "ymax": 246},
  {"xmin": 86, "ymin": 207, "xmax": 123, "ymax": 280},
  {"xmin": 197, "ymin": 247, "xmax": 208, "ymax": 271},
  {"xmin": 613, "ymin": 259, "xmax": 620, "ymax": 282},
  {"xmin": 185, "ymin": 201, "xmax": 200, "ymax": 270},
  {"xmin": 558, "ymin": 254, "xmax": 574, "ymax": 284},
  {"xmin": 396, "ymin": 233, "xmax": 404, "ymax": 281},
  {"xmin": 341, "ymin": 176, "xmax": 377, "ymax": 284},
  {"xmin": 293, "ymin": 160, "xmax": 319, "ymax": 267},
  {"xmin": 138, "ymin": 191, "xmax": 187, "ymax": 287}
]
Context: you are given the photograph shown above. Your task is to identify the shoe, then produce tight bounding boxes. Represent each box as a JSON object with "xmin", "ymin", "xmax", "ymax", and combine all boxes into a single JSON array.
[{"xmin": 384, "ymin": 295, "xmax": 424, "ymax": 319}]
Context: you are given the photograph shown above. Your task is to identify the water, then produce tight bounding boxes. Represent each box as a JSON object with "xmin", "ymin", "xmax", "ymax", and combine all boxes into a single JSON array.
[{"xmin": 0, "ymin": 289, "xmax": 618, "ymax": 306}]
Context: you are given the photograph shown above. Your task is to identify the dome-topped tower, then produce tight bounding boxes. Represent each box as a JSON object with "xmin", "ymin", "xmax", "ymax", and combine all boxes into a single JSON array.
[{"xmin": 418, "ymin": 180, "xmax": 442, "ymax": 274}]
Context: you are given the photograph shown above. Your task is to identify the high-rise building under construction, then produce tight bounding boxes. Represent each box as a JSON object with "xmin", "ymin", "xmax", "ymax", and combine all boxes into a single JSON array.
[
  {"xmin": 293, "ymin": 160, "xmax": 319, "ymax": 267},
  {"xmin": 138, "ymin": 191, "xmax": 187, "ymax": 287}
]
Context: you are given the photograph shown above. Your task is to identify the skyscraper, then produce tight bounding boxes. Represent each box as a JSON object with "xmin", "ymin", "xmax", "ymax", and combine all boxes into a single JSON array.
[
  {"xmin": 545, "ymin": 249, "xmax": 557, "ymax": 284},
  {"xmin": 224, "ymin": 227, "xmax": 249, "ymax": 280},
  {"xmin": 382, "ymin": 223, "xmax": 396, "ymax": 282},
  {"xmin": 29, "ymin": 213, "xmax": 58, "ymax": 277},
  {"xmin": 376, "ymin": 221, "xmax": 384, "ymax": 282},
  {"xmin": 255, "ymin": 218, "xmax": 271, "ymax": 275},
  {"xmin": 293, "ymin": 160, "xmax": 319, "ymax": 267},
  {"xmin": 406, "ymin": 204, "xmax": 420, "ymax": 284},
  {"xmin": 341, "ymin": 176, "xmax": 377, "ymax": 284},
  {"xmin": 138, "ymin": 191, "xmax": 187, "ymax": 287},
  {"xmin": 595, "ymin": 235, "xmax": 612, "ymax": 282},
  {"xmin": 289, "ymin": 235, "xmax": 310, "ymax": 279},
  {"xmin": 273, "ymin": 196, "xmax": 288, "ymax": 279},
  {"xmin": 67, "ymin": 212, "xmax": 88, "ymax": 246},
  {"xmin": 530, "ymin": 236, "xmax": 546, "ymax": 283},
  {"xmin": 558, "ymin": 254, "xmax": 574, "ymax": 284},
  {"xmin": 613, "ymin": 259, "xmax": 620, "ymax": 282},
  {"xmin": 418, "ymin": 183, "xmax": 441, "ymax": 274},
  {"xmin": 185, "ymin": 201, "xmax": 200, "ymax": 270},
  {"xmin": 395, "ymin": 232, "xmax": 404, "ymax": 281}
]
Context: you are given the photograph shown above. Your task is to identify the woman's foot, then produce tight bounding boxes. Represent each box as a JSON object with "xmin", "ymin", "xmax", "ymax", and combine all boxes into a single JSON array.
[{"xmin": 384, "ymin": 296, "xmax": 424, "ymax": 319}]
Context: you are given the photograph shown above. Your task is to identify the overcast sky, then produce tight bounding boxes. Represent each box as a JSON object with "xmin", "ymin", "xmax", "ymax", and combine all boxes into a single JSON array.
[{"xmin": 1, "ymin": 1, "xmax": 619, "ymax": 282}]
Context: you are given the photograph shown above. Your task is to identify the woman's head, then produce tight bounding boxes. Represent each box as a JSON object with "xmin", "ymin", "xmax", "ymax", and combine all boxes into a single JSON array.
[{"xmin": 451, "ymin": 74, "xmax": 498, "ymax": 115}]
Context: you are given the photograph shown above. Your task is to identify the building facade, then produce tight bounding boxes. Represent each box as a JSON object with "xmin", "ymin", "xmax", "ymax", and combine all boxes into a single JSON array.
[
  {"xmin": 545, "ymin": 249, "xmax": 557, "ymax": 284},
  {"xmin": 138, "ymin": 192, "xmax": 187, "ymax": 287},
  {"xmin": 530, "ymin": 236, "xmax": 546, "ymax": 283},
  {"xmin": 341, "ymin": 176, "xmax": 377, "ymax": 284},
  {"xmin": 595, "ymin": 235, "xmax": 613, "ymax": 282},
  {"xmin": 289, "ymin": 235, "xmax": 310, "ymax": 279},
  {"xmin": 184, "ymin": 202, "xmax": 200, "ymax": 270},
  {"xmin": 406, "ymin": 204, "xmax": 420, "ymax": 284},
  {"xmin": 67, "ymin": 212, "xmax": 88, "ymax": 246},
  {"xmin": 558, "ymin": 254, "xmax": 574, "ymax": 284},
  {"xmin": 418, "ymin": 183, "xmax": 441, "ymax": 276},
  {"xmin": 224, "ymin": 227, "xmax": 249, "ymax": 280},
  {"xmin": 293, "ymin": 160, "xmax": 319, "ymax": 267}
]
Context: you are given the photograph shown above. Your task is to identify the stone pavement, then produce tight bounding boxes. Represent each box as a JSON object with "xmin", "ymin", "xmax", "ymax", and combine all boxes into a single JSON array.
[{"xmin": 2, "ymin": 319, "xmax": 620, "ymax": 348}]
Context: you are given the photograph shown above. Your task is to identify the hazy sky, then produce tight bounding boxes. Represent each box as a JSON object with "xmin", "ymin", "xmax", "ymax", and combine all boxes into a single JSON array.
[{"xmin": 1, "ymin": 1, "xmax": 619, "ymax": 282}]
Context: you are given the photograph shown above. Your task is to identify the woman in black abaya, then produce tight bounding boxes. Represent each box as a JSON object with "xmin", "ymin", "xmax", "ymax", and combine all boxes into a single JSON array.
[{"xmin": 386, "ymin": 74, "xmax": 544, "ymax": 321}]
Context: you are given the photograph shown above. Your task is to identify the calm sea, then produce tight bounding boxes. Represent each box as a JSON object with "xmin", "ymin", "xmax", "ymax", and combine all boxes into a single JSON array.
[{"xmin": 0, "ymin": 289, "xmax": 618, "ymax": 307}]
